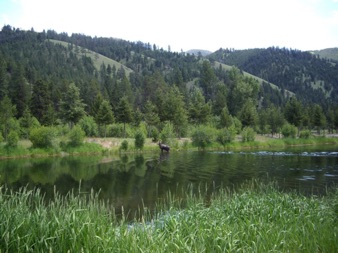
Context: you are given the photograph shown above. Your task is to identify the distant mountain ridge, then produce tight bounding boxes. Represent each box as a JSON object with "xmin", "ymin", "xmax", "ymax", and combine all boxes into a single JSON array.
[
  {"xmin": 208, "ymin": 47, "xmax": 338, "ymax": 105},
  {"xmin": 309, "ymin": 48, "xmax": 338, "ymax": 62},
  {"xmin": 1, "ymin": 24, "xmax": 338, "ymax": 112},
  {"xmin": 186, "ymin": 49, "xmax": 212, "ymax": 56}
]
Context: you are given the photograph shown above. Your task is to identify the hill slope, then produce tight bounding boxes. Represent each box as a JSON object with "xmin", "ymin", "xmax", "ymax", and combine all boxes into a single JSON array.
[
  {"xmin": 49, "ymin": 39, "xmax": 133, "ymax": 77},
  {"xmin": 208, "ymin": 47, "xmax": 338, "ymax": 105},
  {"xmin": 309, "ymin": 48, "xmax": 338, "ymax": 62}
]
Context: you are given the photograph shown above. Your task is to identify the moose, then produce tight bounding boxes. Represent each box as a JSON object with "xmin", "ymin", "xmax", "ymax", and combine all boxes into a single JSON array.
[{"xmin": 158, "ymin": 142, "xmax": 170, "ymax": 152}]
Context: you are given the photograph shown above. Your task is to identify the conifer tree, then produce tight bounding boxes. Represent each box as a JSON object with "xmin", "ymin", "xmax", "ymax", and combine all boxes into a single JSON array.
[
  {"xmin": 0, "ymin": 96, "xmax": 17, "ymax": 140},
  {"xmin": 59, "ymin": 83, "xmax": 86, "ymax": 127},
  {"xmin": 116, "ymin": 96, "xmax": 133, "ymax": 138},
  {"xmin": 96, "ymin": 99, "xmax": 114, "ymax": 137}
]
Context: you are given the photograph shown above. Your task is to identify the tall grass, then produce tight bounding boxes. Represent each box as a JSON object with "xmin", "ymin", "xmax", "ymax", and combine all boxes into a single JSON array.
[{"xmin": 1, "ymin": 181, "xmax": 337, "ymax": 252}]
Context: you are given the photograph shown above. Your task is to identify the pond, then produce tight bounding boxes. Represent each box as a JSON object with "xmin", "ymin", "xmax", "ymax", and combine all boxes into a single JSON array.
[{"xmin": 1, "ymin": 145, "xmax": 338, "ymax": 219}]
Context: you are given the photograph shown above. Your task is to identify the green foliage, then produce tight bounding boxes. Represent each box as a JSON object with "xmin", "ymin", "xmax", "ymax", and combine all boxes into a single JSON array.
[
  {"xmin": 0, "ymin": 132, "xmax": 3, "ymax": 142},
  {"xmin": 160, "ymin": 121, "xmax": 174, "ymax": 144},
  {"xmin": 241, "ymin": 127, "xmax": 256, "ymax": 142},
  {"xmin": 144, "ymin": 100, "xmax": 160, "ymax": 128},
  {"xmin": 1, "ymin": 26, "xmax": 338, "ymax": 142},
  {"xmin": 191, "ymin": 125, "xmax": 216, "ymax": 150},
  {"xmin": 6, "ymin": 130, "xmax": 19, "ymax": 147},
  {"xmin": 96, "ymin": 99, "xmax": 114, "ymax": 127},
  {"xmin": 29, "ymin": 126, "xmax": 58, "ymax": 148},
  {"xmin": 149, "ymin": 126, "xmax": 159, "ymax": 142},
  {"xmin": 281, "ymin": 123, "xmax": 297, "ymax": 138},
  {"xmin": 188, "ymin": 87, "xmax": 211, "ymax": 124},
  {"xmin": 120, "ymin": 140, "xmax": 129, "ymax": 151},
  {"xmin": 217, "ymin": 126, "xmax": 237, "ymax": 146},
  {"xmin": 1, "ymin": 182, "xmax": 337, "ymax": 252},
  {"xmin": 232, "ymin": 116, "xmax": 242, "ymax": 134},
  {"xmin": 134, "ymin": 131, "xmax": 145, "ymax": 150},
  {"xmin": 299, "ymin": 130, "xmax": 311, "ymax": 139},
  {"xmin": 59, "ymin": 83, "xmax": 86, "ymax": 126},
  {"xmin": 107, "ymin": 123, "xmax": 134, "ymax": 138},
  {"xmin": 0, "ymin": 96, "xmax": 17, "ymax": 140},
  {"xmin": 284, "ymin": 97, "xmax": 303, "ymax": 128},
  {"xmin": 19, "ymin": 108, "xmax": 40, "ymax": 139},
  {"xmin": 239, "ymin": 99, "xmax": 258, "ymax": 128},
  {"xmin": 68, "ymin": 125, "xmax": 85, "ymax": 147},
  {"xmin": 219, "ymin": 106, "xmax": 233, "ymax": 128},
  {"xmin": 78, "ymin": 116, "xmax": 98, "ymax": 137},
  {"xmin": 157, "ymin": 86, "xmax": 188, "ymax": 137}
]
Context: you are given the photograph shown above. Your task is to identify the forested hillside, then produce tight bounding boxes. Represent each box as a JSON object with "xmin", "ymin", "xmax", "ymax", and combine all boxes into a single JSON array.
[
  {"xmin": 1, "ymin": 25, "xmax": 338, "ymax": 144},
  {"xmin": 209, "ymin": 47, "xmax": 338, "ymax": 106}
]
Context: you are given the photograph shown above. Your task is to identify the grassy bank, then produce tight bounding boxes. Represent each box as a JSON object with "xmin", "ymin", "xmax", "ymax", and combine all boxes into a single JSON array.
[
  {"xmin": 1, "ymin": 181, "xmax": 337, "ymax": 252},
  {"xmin": 0, "ymin": 136, "xmax": 337, "ymax": 159}
]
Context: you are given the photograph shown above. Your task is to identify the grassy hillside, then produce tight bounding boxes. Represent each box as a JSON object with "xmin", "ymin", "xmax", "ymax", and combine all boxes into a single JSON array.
[
  {"xmin": 309, "ymin": 48, "xmax": 338, "ymax": 62},
  {"xmin": 215, "ymin": 62, "xmax": 294, "ymax": 97},
  {"xmin": 209, "ymin": 47, "xmax": 338, "ymax": 104},
  {"xmin": 48, "ymin": 39, "xmax": 133, "ymax": 77}
]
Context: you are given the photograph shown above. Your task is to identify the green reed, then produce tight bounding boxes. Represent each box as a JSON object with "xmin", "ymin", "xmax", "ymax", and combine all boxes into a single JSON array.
[{"xmin": 1, "ymin": 180, "xmax": 337, "ymax": 252}]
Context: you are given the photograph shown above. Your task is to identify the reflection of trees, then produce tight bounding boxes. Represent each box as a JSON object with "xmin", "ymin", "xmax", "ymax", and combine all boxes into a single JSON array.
[
  {"xmin": 1, "ymin": 151, "xmax": 336, "ymax": 219},
  {"xmin": 0, "ymin": 159, "xmax": 27, "ymax": 184}
]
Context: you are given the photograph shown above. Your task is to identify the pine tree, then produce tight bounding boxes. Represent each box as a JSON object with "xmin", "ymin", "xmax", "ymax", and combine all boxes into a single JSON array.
[
  {"xmin": 188, "ymin": 87, "xmax": 211, "ymax": 124},
  {"xmin": 96, "ymin": 99, "xmax": 114, "ymax": 137},
  {"xmin": 31, "ymin": 79, "xmax": 52, "ymax": 125},
  {"xmin": 200, "ymin": 61, "xmax": 217, "ymax": 101},
  {"xmin": 59, "ymin": 83, "xmax": 86, "ymax": 127},
  {"xmin": 0, "ymin": 96, "xmax": 17, "ymax": 140},
  {"xmin": 9, "ymin": 64, "xmax": 30, "ymax": 118},
  {"xmin": 116, "ymin": 96, "xmax": 133, "ymax": 138}
]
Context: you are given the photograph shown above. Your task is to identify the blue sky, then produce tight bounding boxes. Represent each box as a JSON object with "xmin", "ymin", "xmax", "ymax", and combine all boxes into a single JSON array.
[{"xmin": 1, "ymin": 0, "xmax": 338, "ymax": 52}]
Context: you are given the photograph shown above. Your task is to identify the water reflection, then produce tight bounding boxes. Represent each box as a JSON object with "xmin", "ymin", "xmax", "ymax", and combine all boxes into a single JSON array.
[{"xmin": 1, "ymin": 146, "xmax": 338, "ymax": 219}]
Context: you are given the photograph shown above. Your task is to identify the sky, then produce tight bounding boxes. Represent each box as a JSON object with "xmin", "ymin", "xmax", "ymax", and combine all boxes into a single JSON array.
[{"xmin": 1, "ymin": 0, "xmax": 338, "ymax": 52}]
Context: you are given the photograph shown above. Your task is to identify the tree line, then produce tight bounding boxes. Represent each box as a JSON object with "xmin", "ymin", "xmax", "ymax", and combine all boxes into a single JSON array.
[{"xmin": 0, "ymin": 25, "xmax": 338, "ymax": 148}]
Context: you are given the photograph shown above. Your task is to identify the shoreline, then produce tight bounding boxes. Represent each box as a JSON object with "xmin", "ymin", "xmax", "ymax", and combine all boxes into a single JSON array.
[{"xmin": 0, "ymin": 136, "xmax": 337, "ymax": 160}]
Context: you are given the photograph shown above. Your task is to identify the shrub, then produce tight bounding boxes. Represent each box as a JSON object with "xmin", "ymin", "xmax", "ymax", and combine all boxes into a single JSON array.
[
  {"xmin": 191, "ymin": 125, "xmax": 216, "ymax": 150},
  {"xmin": 107, "ymin": 124, "xmax": 134, "ymax": 138},
  {"xmin": 299, "ymin": 130, "xmax": 311, "ymax": 139},
  {"xmin": 148, "ymin": 126, "xmax": 159, "ymax": 142},
  {"xmin": 241, "ymin": 127, "xmax": 256, "ymax": 142},
  {"xmin": 160, "ymin": 121, "xmax": 175, "ymax": 144},
  {"xmin": 68, "ymin": 125, "xmax": 85, "ymax": 147},
  {"xmin": 78, "ymin": 116, "xmax": 98, "ymax": 137},
  {"xmin": 282, "ymin": 123, "xmax": 297, "ymax": 138},
  {"xmin": 217, "ymin": 126, "xmax": 237, "ymax": 147},
  {"xmin": 30, "ymin": 126, "xmax": 58, "ymax": 148},
  {"xmin": 120, "ymin": 140, "xmax": 129, "ymax": 151},
  {"xmin": 6, "ymin": 130, "xmax": 19, "ymax": 147},
  {"xmin": 134, "ymin": 131, "xmax": 145, "ymax": 150}
]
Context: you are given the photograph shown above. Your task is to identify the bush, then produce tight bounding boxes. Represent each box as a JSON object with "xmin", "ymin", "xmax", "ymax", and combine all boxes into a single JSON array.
[
  {"xmin": 282, "ymin": 123, "xmax": 297, "ymax": 138},
  {"xmin": 68, "ymin": 125, "xmax": 85, "ymax": 147},
  {"xmin": 217, "ymin": 126, "xmax": 237, "ymax": 147},
  {"xmin": 191, "ymin": 125, "xmax": 216, "ymax": 150},
  {"xmin": 241, "ymin": 127, "xmax": 256, "ymax": 142},
  {"xmin": 134, "ymin": 131, "xmax": 145, "ymax": 150},
  {"xmin": 30, "ymin": 126, "xmax": 58, "ymax": 148},
  {"xmin": 6, "ymin": 130, "xmax": 19, "ymax": 147},
  {"xmin": 107, "ymin": 124, "xmax": 134, "ymax": 138},
  {"xmin": 78, "ymin": 116, "xmax": 98, "ymax": 137},
  {"xmin": 120, "ymin": 140, "xmax": 128, "ymax": 151},
  {"xmin": 160, "ymin": 121, "xmax": 175, "ymax": 144},
  {"xmin": 151, "ymin": 127, "xmax": 159, "ymax": 142},
  {"xmin": 299, "ymin": 130, "xmax": 311, "ymax": 139}
]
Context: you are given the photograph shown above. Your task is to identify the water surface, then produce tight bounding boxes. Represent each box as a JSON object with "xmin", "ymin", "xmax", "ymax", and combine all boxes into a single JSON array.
[{"xmin": 1, "ymin": 145, "xmax": 337, "ymax": 218}]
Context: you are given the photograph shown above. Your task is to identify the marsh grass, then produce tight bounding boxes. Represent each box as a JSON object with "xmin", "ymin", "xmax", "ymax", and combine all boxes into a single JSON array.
[{"xmin": 1, "ymin": 180, "xmax": 337, "ymax": 252}]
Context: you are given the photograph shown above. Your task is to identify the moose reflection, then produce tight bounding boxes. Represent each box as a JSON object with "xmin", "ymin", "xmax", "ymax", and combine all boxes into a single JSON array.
[{"xmin": 158, "ymin": 142, "xmax": 170, "ymax": 152}]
